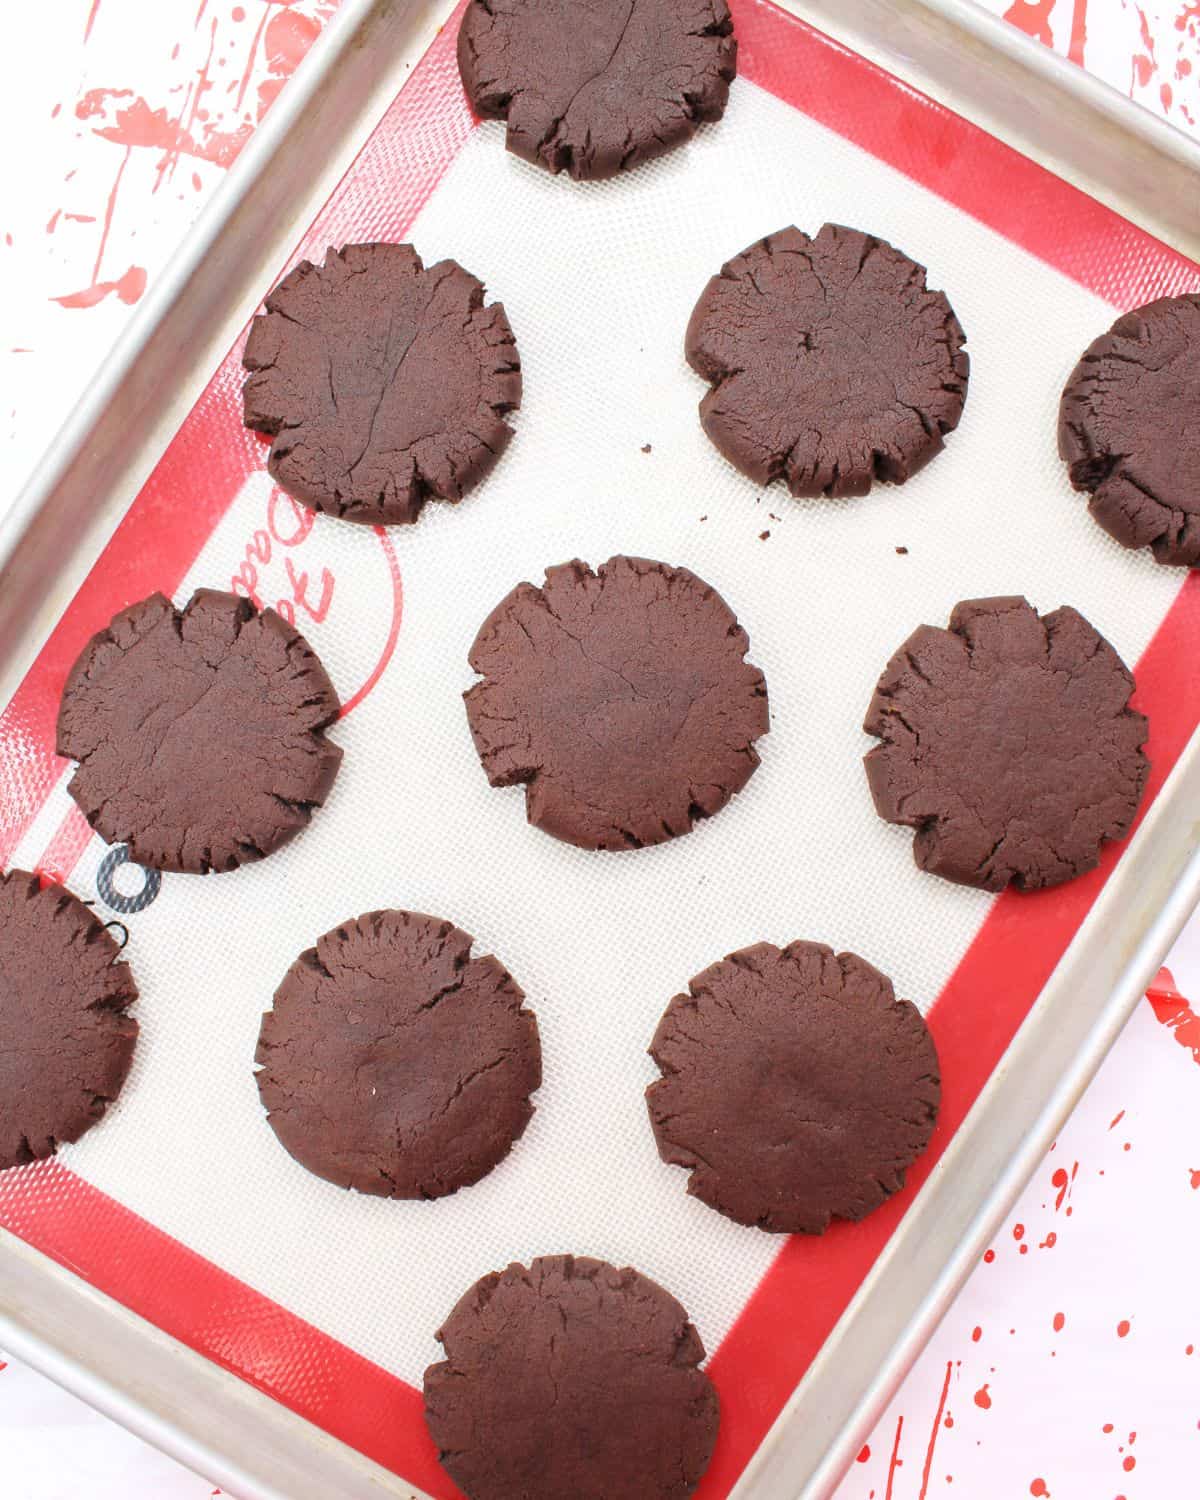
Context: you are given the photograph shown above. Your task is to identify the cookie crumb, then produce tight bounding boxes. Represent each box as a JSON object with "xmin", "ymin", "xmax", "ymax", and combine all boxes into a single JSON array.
[
  {"xmin": 896, "ymin": 545, "xmax": 909, "ymax": 555},
  {"xmin": 699, "ymin": 515, "xmax": 708, "ymax": 522},
  {"xmin": 641, "ymin": 443, "xmax": 652, "ymax": 454},
  {"xmin": 759, "ymin": 530, "xmax": 770, "ymax": 541}
]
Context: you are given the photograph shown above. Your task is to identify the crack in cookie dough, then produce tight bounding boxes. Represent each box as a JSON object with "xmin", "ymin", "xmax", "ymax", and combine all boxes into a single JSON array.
[
  {"xmin": 57, "ymin": 590, "xmax": 342, "ymax": 875},
  {"xmin": 0, "ymin": 870, "xmax": 138, "ymax": 1171},
  {"xmin": 464, "ymin": 555, "xmax": 769, "ymax": 850},
  {"xmin": 647, "ymin": 940, "xmax": 939, "ymax": 1234},
  {"xmin": 864, "ymin": 596, "xmax": 1149, "ymax": 891},
  {"xmin": 256, "ymin": 910, "xmax": 540, "ymax": 1198},
  {"xmin": 686, "ymin": 223, "xmax": 969, "ymax": 498},
  {"xmin": 424, "ymin": 1254, "xmax": 719, "ymax": 1500},
  {"xmin": 457, "ymin": 0, "xmax": 736, "ymax": 180},
  {"xmin": 1059, "ymin": 293, "xmax": 1200, "ymax": 566},
  {"xmin": 243, "ymin": 243, "xmax": 521, "ymax": 525}
]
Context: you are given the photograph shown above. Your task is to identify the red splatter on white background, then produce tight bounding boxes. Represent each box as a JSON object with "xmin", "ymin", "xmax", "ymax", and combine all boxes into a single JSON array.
[
  {"xmin": 2, "ymin": 0, "xmax": 339, "ymax": 490},
  {"xmin": 992, "ymin": 0, "xmax": 1200, "ymax": 129}
]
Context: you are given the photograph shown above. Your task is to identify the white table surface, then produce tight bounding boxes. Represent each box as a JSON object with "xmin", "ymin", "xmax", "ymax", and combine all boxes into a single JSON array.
[{"xmin": 1, "ymin": 2, "xmax": 1198, "ymax": 1497}]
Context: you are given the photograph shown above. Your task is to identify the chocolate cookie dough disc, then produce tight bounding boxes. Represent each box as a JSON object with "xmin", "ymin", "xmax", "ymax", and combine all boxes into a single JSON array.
[
  {"xmin": 647, "ymin": 941, "xmax": 939, "ymax": 1234},
  {"xmin": 424, "ymin": 1255, "xmax": 719, "ymax": 1500},
  {"xmin": 57, "ymin": 590, "xmax": 342, "ymax": 875},
  {"xmin": 0, "ymin": 870, "xmax": 138, "ymax": 1171},
  {"xmin": 256, "ymin": 910, "xmax": 541, "ymax": 1198},
  {"xmin": 1059, "ymin": 294, "xmax": 1200, "ymax": 565},
  {"xmin": 686, "ymin": 223, "xmax": 969, "ymax": 497},
  {"xmin": 243, "ymin": 242, "xmax": 521, "ymax": 525},
  {"xmin": 865, "ymin": 596, "xmax": 1148, "ymax": 891},
  {"xmin": 464, "ymin": 555, "xmax": 769, "ymax": 850},
  {"xmin": 457, "ymin": 0, "xmax": 736, "ymax": 181}
]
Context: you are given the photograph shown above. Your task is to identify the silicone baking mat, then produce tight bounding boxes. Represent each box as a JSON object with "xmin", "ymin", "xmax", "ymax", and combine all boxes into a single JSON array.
[{"xmin": 2, "ymin": 1, "xmax": 1200, "ymax": 1494}]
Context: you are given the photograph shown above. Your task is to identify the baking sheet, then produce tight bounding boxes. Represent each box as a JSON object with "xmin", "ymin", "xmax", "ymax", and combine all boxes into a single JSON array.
[{"xmin": 3, "ymin": 1, "xmax": 1200, "ymax": 1495}]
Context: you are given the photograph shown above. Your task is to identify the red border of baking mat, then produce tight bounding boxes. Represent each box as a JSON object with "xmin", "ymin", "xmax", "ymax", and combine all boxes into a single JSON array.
[{"xmin": 3, "ymin": 3, "xmax": 1200, "ymax": 1496}]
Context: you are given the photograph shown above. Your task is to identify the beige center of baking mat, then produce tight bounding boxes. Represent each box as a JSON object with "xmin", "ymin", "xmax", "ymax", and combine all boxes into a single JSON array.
[{"xmin": 16, "ymin": 78, "xmax": 1179, "ymax": 1387}]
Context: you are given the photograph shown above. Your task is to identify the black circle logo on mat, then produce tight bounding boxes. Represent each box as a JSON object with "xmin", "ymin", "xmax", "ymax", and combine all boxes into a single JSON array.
[{"xmin": 97, "ymin": 845, "xmax": 162, "ymax": 915}]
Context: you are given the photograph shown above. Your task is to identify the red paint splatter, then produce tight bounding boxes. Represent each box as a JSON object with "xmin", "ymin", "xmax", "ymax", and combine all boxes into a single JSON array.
[
  {"xmin": 1117, "ymin": 1319, "xmax": 1131, "ymax": 1338},
  {"xmin": 0, "ymin": 1360, "xmax": 7, "ymax": 1372},
  {"xmin": 265, "ymin": 8, "xmax": 321, "ymax": 71},
  {"xmin": 1051, "ymin": 1163, "xmax": 1079, "ymax": 1210},
  {"xmin": 1030, "ymin": 1482, "xmax": 1049, "ymax": 1498},
  {"xmin": 1068, "ymin": 0, "xmax": 1089, "ymax": 63},
  {"xmin": 1104, "ymin": 1422, "xmax": 1114, "ymax": 1433},
  {"xmin": 1150, "ymin": 969, "xmax": 1200, "ymax": 1065},
  {"xmin": 1162, "ymin": 81, "xmax": 1175, "ymax": 108},
  {"xmin": 1053, "ymin": 1312, "xmax": 1065, "ymax": 1332},
  {"xmin": 974, "ymin": 1384, "xmax": 992, "ymax": 1410},
  {"xmin": 84, "ymin": 0, "xmax": 102, "ymax": 42},
  {"xmin": 1123, "ymin": 1456, "xmax": 1136, "ymax": 1472},
  {"xmin": 1180, "ymin": 57, "xmax": 1194, "ymax": 76},
  {"xmin": 1019, "ymin": 1244, "xmax": 1028, "ymax": 1255},
  {"xmin": 1189, "ymin": 1168, "xmax": 1200, "ymax": 1189},
  {"xmin": 884, "ymin": 1415, "xmax": 905, "ymax": 1500},
  {"xmin": 971, "ymin": 1326, "xmax": 982, "ymax": 1342},
  {"xmin": 46, "ymin": 209, "xmax": 61, "ymax": 234},
  {"xmin": 1186, "ymin": 1344, "xmax": 1194, "ymax": 1355},
  {"xmin": 983, "ymin": 1249, "xmax": 995, "ymax": 1264},
  {"xmin": 1134, "ymin": 53, "xmax": 1155, "ymax": 87},
  {"xmin": 232, "ymin": 5, "xmax": 245, "ymax": 18},
  {"xmin": 944, "ymin": 1414, "xmax": 953, "ymax": 1429},
  {"xmin": 1109, "ymin": 1110, "xmax": 1125, "ymax": 1130},
  {"xmin": 236, "ymin": 8, "xmax": 272, "ymax": 112},
  {"xmin": 76, "ymin": 88, "xmax": 252, "ymax": 173},
  {"xmin": 64, "ymin": 213, "xmax": 97, "ymax": 223},
  {"xmin": 918, "ymin": 1362, "xmax": 953, "ymax": 1500},
  {"xmin": 51, "ymin": 264, "xmax": 146, "ymax": 309},
  {"xmin": 1004, "ymin": 0, "xmax": 1055, "ymax": 46},
  {"xmin": 1013, "ymin": 1223, "xmax": 1025, "ymax": 1240},
  {"xmin": 1039, "ymin": 1231, "xmax": 1057, "ymax": 1249},
  {"xmin": 858, "ymin": 1445, "xmax": 871, "ymax": 1463}
]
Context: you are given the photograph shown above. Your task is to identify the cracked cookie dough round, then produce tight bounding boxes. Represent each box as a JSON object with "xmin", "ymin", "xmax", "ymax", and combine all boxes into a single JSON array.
[
  {"xmin": 646, "ymin": 940, "xmax": 939, "ymax": 1234},
  {"xmin": 57, "ymin": 590, "xmax": 342, "ymax": 876},
  {"xmin": 424, "ymin": 1254, "xmax": 719, "ymax": 1500},
  {"xmin": 242, "ymin": 242, "xmax": 521, "ymax": 525},
  {"xmin": 255, "ymin": 910, "xmax": 541, "ymax": 1198},
  {"xmin": 686, "ymin": 223, "xmax": 969, "ymax": 497},
  {"xmin": 464, "ymin": 555, "xmax": 769, "ymax": 851},
  {"xmin": 864, "ymin": 596, "xmax": 1149, "ymax": 891},
  {"xmin": 1059, "ymin": 293, "xmax": 1200, "ymax": 566},
  {"xmin": 457, "ymin": 0, "xmax": 737, "ymax": 181},
  {"xmin": 0, "ymin": 869, "xmax": 138, "ymax": 1172}
]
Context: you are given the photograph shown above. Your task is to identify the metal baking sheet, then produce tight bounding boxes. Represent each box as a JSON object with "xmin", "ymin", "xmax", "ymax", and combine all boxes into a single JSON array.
[{"xmin": 2, "ymin": 3, "xmax": 1200, "ymax": 1499}]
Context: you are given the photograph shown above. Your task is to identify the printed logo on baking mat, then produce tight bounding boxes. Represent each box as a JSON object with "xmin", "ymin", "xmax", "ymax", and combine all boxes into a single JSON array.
[{"xmin": 199, "ymin": 469, "xmax": 404, "ymax": 721}]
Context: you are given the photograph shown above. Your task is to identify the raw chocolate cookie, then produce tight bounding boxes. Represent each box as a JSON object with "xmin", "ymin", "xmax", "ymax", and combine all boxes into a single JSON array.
[
  {"xmin": 464, "ymin": 555, "xmax": 769, "ymax": 850},
  {"xmin": 256, "ymin": 910, "xmax": 540, "ymax": 1198},
  {"xmin": 57, "ymin": 590, "xmax": 342, "ymax": 875},
  {"xmin": 686, "ymin": 223, "xmax": 969, "ymax": 497},
  {"xmin": 424, "ymin": 1254, "xmax": 719, "ymax": 1500},
  {"xmin": 864, "ymin": 596, "xmax": 1148, "ymax": 891},
  {"xmin": 243, "ymin": 242, "xmax": 521, "ymax": 525},
  {"xmin": 1059, "ymin": 294, "xmax": 1200, "ymax": 565},
  {"xmin": 457, "ymin": 0, "xmax": 736, "ymax": 181},
  {"xmin": 0, "ymin": 869, "xmax": 138, "ymax": 1171},
  {"xmin": 647, "ymin": 941, "xmax": 939, "ymax": 1234}
]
